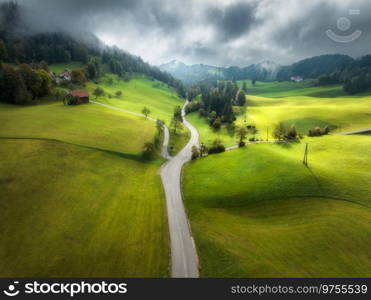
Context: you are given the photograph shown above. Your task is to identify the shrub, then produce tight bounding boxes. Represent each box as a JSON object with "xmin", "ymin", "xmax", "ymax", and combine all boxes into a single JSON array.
[
  {"xmin": 238, "ymin": 141, "xmax": 246, "ymax": 148},
  {"xmin": 191, "ymin": 145, "xmax": 200, "ymax": 160},
  {"xmin": 208, "ymin": 139, "xmax": 225, "ymax": 155},
  {"xmin": 308, "ymin": 126, "xmax": 330, "ymax": 137}
]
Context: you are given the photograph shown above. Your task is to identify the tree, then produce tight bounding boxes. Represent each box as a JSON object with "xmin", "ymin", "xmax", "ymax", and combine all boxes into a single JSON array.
[
  {"xmin": 36, "ymin": 69, "xmax": 52, "ymax": 97},
  {"xmin": 143, "ymin": 142, "xmax": 155, "ymax": 159},
  {"xmin": 142, "ymin": 107, "xmax": 151, "ymax": 118},
  {"xmin": 208, "ymin": 139, "xmax": 225, "ymax": 154},
  {"xmin": 173, "ymin": 105, "xmax": 182, "ymax": 121},
  {"xmin": 212, "ymin": 117, "xmax": 221, "ymax": 129},
  {"xmin": 191, "ymin": 145, "xmax": 200, "ymax": 160},
  {"xmin": 236, "ymin": 90, "xmax": 246, "ymax": 106},
  {"xmin": 115, "ymin": 90, "xmax": 122, "ymax": 97},
  {"xmin": 274, "ymin": 123, "xmax": 286, "ymax": 141},
  {"xmin": 242, "ymin": 81, "xmax": 247, "ymax": 92},
  {"xmin": 286, "ymin": 126, "xmax": 298, "ymax": 140},
  {"xmin": 252, "ymin": 79, "xmax": 256, "ymax": 86},
  {"xmin": 236, "ymin": 126, "xmax": 248, "ymax": 147},
  {"xmin": 170, "ymin": 116, "xmax": 182, "ymax": 133},
  {"xmin": 93, "ymin": 87, "xmax": 104, "ymax": 99},
  {"xmin": 0, "ymin": 39, "xmax": 8, "ymax": 61},
  {"xmin": 71, "ymin": 68, "xmax": 86, "ymax": 85}
]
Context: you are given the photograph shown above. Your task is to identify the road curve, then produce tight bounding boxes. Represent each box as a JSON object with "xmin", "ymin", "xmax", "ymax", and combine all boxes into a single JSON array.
[{"xmin": 160, "ymin": 101, "xmax": 200, "ymax": 278}]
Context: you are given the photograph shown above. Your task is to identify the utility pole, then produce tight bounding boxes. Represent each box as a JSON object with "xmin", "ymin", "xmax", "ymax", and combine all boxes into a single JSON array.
[{"xmin": 303, "ymin": 143, "xmax": 309, "ymax": 167}]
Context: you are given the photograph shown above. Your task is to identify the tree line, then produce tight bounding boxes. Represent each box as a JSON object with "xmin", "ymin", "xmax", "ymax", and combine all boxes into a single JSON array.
[
  {"xmin": 186, "ymin": 80, "xmax": 246, "ymax": 129},
  {"xmin": 0, "ymin": 1, "xmax": 185, "ymax": 98}
]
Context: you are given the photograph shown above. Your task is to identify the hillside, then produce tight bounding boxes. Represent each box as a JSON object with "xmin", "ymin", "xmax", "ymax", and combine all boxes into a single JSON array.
[
  {"xmin": 0, "ymin": 64, "xmax": 190, "ymax": 276},
  {"xmin": 183, "ymin": 136, "xmax": 371, "ymax": 277}
]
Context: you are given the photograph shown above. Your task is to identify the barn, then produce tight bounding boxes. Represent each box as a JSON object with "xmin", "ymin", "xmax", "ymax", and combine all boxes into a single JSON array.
[{"xmin": 65, "ymin": 90, "xmax": 90, "ymax": 105}]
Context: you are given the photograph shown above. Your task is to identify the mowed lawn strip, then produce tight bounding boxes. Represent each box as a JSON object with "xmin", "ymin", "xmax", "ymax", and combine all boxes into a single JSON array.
[
  {"xmin": 183, "ymin": 135, "xmax": 371, "ymax": 277},
  {"xmin": 0, "ymin": 139, "xmax": 169, "ymax": 277}
]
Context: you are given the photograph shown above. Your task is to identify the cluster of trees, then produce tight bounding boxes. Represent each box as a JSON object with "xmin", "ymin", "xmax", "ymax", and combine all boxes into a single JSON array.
[
  {"xmin": 308, "ymin": 126, "xmax": 330, "ymax": 137},
  {"xmin": 273, "ymin": 123, "xmax": 299, "ymax": 141},
  {"xmin": 170, "ymin": 106, "xmax": 183, "ymax": 134},
  {"xmin": 0, "ymin": 62, "xmax": 51, "ymax": 104},
  {"xmin": 143, "ymin": 120, "xmax": 164, "ymax": 160},
  {"xmin": 0, "ymin": 1, "xmax": 185, "ymax": 98},
  {"xmin": 191, "ymin": 139, "xmax": 226, "ymax": 160},
  {"xmin": 186, "ymin": 80, "xmax": 246, "ymax": 129}
]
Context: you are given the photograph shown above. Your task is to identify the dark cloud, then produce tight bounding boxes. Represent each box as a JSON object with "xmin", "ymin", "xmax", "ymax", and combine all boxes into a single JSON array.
[
  {"xmin": 2, "ymin": 0, "xmax": 371, "ymax": 66},
  {"xmin": 207, "ymin": 2, "xmax": 257, "ymax": 41}
]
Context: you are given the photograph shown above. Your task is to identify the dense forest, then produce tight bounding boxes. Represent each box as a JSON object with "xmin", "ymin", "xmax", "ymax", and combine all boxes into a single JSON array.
[
  {"xmin": 186, "ymin": 80, "xmax": 246, "ymax": 129},
  {"xmin": 0, "ymin": 1, "xmax": 185, "ymax": 105}
]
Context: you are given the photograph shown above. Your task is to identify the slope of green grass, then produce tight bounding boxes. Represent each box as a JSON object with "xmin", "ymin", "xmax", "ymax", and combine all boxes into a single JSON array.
[
  {"xmin": 0, "ymin": 102, "xmax": 156, "ymax": 155},
  {"xmin": 246, "ymin": 94, "xmax": 371, "ymax": 135},
  {"xmin": 188, "ymin": 83, "xmax": 371, "ymax": 146},
  {"xmin": 183, "ymin": 135, "xmax": 371, "ymax": 277},
  {"xmin": 239, "ymin": 80, "xmax": 346, "ymax": 98},
  {"xmin": 87, "ymin": 74, "xmax": 183, "ymax": 124},
  {"xmin": 0, "ymin": 139, "xmax": 168, "ymax": 277}
]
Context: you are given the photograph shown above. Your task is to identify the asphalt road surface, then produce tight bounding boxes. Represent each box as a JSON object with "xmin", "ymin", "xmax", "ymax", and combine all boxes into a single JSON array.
[
  {"xmin": 92, "ymin": 100, "xmax": 199, "ymax": 277},
  {"xmin": 160, "ymin": 101, "xmax": 200, "ymax": 278}
]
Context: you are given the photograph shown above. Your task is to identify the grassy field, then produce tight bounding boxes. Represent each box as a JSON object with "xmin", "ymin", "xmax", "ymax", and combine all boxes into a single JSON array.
[
  {"xmin": 0, "ymin": 79, "xmax": 172, "ymax": 276},
  {"xmin": 0, "ymin": 139, "xmax": 168, "ymax": 277},
  {"xmin": 86, "ymin": 74, "xmax": 184, "ymax": 124},
  {"xmin": 183, "ymin": 135, "xmax": 371, "ymax": 277},
  {"xmin": 0, "ymin": 102, "xmax": 156, "ymax": 155},
  {"xmin": 188, "ymin": 82, "xmax": 371, "ymax": 147}
]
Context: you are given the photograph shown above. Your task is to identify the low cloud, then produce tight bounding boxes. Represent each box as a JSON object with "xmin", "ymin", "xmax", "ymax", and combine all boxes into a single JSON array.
[{"xmin": 4, "ymin": 0, "xmax": 371, "ymax": 66}]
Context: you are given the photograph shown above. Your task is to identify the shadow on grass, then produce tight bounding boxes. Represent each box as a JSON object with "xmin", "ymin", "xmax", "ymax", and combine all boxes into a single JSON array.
[{"xmin": 0, "ymin": 136, "xmax": 145, "ymax": 163}]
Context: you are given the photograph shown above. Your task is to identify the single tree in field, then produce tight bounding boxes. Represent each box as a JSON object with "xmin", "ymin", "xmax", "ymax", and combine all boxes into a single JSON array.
[
  {"xmin": 115, "ymin": 90, "xmax": 122, "ymax": 97},
  {"xmin": 236, "ymin": 126, "xmax": 248, "ymax": 147},
  {"xmin": 242, "ymin": 81, "xmax": 248, "ymax": 92},
  {"xmin": 142, "ymin": 107, "xmax": 151, "ymax": 119},
  {"xmin": 170, "ymin": 116, "xmax": 182, "ymax": 133},
  {"xmin": 274, "ymin": 123, "xmax": 286, "ymax": 141},
  {"xmin": 252, "ymin": 79, "xmax": 256, "ymax": 86},
  {"xmin": 236, "ymin": 90, "xmax": 246, "ymax": 106},
  {"xmin": 143, "ymin": 142, "xmax": 155, "ymax": 159},
  {"xmin": 173, "ymin": 105, "xmax": 182, "ymax": 121},
  {"xmin": 93, "ymin": 87, "xmax": 104, "ymax": 99},
  {"xmin": 191, "ymin": 145, "xmax": 200, "ymax": 160},
  {"xmin": 71, "ymin": 68, "xmax": 86, "ymax": 85}
]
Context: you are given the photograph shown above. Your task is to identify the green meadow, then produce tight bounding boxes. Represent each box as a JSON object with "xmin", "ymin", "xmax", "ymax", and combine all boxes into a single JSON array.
[
  {"xmin": 0, "ymin": 139, "xmax": 168, "ymax": 277},
  {"xmin": 188, "ymin": 82, "xmax": 371, "ymax": 147},
  {"xmin": 87, "ymin": 74, "xmax": 184, "ymax": 124},
  {"xmin": 0, "ymin": 73, "xmax": 178, "ymax": 276},
  {"xmin": 0, "ymin": 102, "xmax": 156, "ymax": 155},
  {"xmin": 183, "ymin": 135, "xmax": 371, "ymax": 277},
  {"xmin": 183, "ymin": 82, "xmax": 371, "ymax": 277}
]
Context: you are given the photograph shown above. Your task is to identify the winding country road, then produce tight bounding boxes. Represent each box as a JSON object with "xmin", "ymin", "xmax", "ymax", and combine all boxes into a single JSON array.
[
  {"xmin": 160, "ymin": 102, "xmax": 199, "ymax": 278},
  {"xmin": 92, "ymin": 100, "xmax": 199, "ymax": 277}
]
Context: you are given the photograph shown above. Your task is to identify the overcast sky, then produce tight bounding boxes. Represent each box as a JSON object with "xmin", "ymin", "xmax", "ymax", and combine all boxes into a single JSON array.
[{"xmin": 9, "ymin": 0, "xmax": 371, "ymax": 66}]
